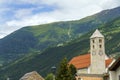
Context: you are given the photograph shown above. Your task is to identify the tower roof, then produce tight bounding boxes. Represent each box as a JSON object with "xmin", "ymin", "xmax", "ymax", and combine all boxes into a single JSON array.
[{"xmin": 90, "ymin": 29, "xmax": 104, "ymax": 38}]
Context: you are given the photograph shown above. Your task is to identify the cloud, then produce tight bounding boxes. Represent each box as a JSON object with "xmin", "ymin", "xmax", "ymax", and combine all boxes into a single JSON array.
[
  {"xmin": 6, "ymin": 13, "xmax": 57, "ymax": 27},
  {"xmin": 0, "ymin": 0, "xmax": 120, "ymax": 38},
  {"xmin": 0, "ymin": 24, "xmax": 14, "ymax": 38},
  {"xmin": 0, "ymin": 32, "xmax": 7, "ymax": 38},
  {"xmin": 14, "ymin": 8, "xmax": 34, "ymax": 19},
  {"xmin": 99, "ymin": 0, "xmax": 120, "ymax": 9}
]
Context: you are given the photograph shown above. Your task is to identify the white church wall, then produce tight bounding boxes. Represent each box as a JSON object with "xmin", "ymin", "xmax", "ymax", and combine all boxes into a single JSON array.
[
  {"xmin": 116, "ymin": 66, "xmax": 120, "ymax": 80},
  {"xmin": 109, "ymin": 71, "xmax": 116, "ymax": 80},
  {"xmin": 88, "ymin": 67, "xmax": 90, "ymax": 73},
  {"xmin": 77, "ymin": 68, "xmax": 88, "ymax": 74},
  {"xmin": 108, "ymin": 59, "xmax": 119, "ymax": 80}
]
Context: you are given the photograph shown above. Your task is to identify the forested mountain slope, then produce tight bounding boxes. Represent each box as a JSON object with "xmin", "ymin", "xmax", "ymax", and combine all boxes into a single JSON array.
[
  {"xmin": 0, "ymin": 17, "xmax": 120, "ymax": 80},
  {"xmin": 0, "ymin": 7, "xmax": 120, "ymax": 65}
]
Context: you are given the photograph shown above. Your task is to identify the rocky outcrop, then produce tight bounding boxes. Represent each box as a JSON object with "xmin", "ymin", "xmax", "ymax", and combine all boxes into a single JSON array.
[{"xmin": 19, "ymin": 71, "xmax": 44, "ymax": 80}]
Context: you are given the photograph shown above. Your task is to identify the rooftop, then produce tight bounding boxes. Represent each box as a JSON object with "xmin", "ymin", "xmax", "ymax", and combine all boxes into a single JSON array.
[
  {"xmin": 19, "ymin": 71, "xmax": 44, "ymax": 80},
  {"xmin": 69, "ymin": 53, "xmax": 113, "ymax": 69},
  {"xmin": 109, "ymin": 57, "xmax": 120, "ymax": 71},
  {"xmin": 90, "ymin": 29, "xmax": 104, "ymax": 38}
]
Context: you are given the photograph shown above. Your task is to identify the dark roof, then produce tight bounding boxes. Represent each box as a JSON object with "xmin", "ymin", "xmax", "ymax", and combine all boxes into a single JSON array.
[{"xmin": 109, "ymin": 57, "xmax": 120, "ymax": 71}]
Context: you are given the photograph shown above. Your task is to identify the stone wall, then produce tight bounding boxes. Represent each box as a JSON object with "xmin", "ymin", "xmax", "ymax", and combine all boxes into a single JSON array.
[
  {"xmin": 109, "ymin": 66, "xmax": 120, "ymax": 80},
  {"xmin": 77, "ymin": 68, "xmax": 88, "ymax": 74},
  {"xmin": 116, "ymin": 66, "xmax": 120, "ymax": 80},
  {"xmin": 90, "ymin": 37, "xmax": 106, "ymax": 74},
  {"xmin": 76, "ymin": 74, "xmax": 104, "ymax": 80}
]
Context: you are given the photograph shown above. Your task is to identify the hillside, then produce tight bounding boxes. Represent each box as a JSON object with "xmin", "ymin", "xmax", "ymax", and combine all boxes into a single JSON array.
[
  {"xmin": 0, "ymin": 17, "xmax": 120, "ymax": 80},
  {"xmin": 0, "ymin": 7, "xmax": 120, "ymax": 65}
]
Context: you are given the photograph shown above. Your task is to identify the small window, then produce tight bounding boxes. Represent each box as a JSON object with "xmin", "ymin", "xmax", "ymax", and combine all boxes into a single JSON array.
[
  {"xmin": 99, "ymin": 39, "xmax": 102, "ymax": 43},
  {"xmin": 78, "ymin": 78, "xmax": 81, "ymax": 80},
  {"xmin": 93, "ymin": 45, "xmax": 95, "ymax": 49},
  {"xmin": 99, "ymin": 45, "xmax": 102, "ymax": 48},
  {"xmin": 93, "ymin": 40, "xmax": 95, "ymax": 43},
  {"xmin": 78, "ymin": 78, "xmax": 83, "ymax": 80},
  {"xmin": 119, "ymin": 75, "xmax": 120, "ymax": 80}
]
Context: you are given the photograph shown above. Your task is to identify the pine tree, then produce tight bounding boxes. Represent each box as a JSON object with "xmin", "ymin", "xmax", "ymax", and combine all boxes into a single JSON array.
[
  {"xmin": 69, "ymin": 64, "xmax": 77, "ymax": 80},
  {"xmin": 45, "ymin": 73, "xmax": 54, "ymax": 80},
  {"xmin": 56, "ymin": 57, "xmax": 76, "ymax": 80}
]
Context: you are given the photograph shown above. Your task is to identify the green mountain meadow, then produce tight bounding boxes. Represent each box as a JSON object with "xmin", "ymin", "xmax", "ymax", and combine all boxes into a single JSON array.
[{"xmin": 0, "ymin": 7, "xmax": 120, "ymax": 65}]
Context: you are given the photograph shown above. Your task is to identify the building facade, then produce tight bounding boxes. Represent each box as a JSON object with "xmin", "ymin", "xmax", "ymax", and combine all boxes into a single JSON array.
[
  {"xmin": 69, "ymin": 29, "xmax": 113, "ymax": 80},
  {"xmin": 109, "ymin": 57, "xmax": 120, "ymax": 80}
]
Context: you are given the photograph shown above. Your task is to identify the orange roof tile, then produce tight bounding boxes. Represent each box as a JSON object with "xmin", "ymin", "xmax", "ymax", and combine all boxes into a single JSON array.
[
  {"xmin": 69, "ymin": 53, "xmax": 113, "ymax": 69},
  {"xmin": 105, "ymin": 58, "xmax": 113, "ymax": 67},
  {"xmin": 69, "ymin": 53, "xmax": 90, "ymax": 69}
]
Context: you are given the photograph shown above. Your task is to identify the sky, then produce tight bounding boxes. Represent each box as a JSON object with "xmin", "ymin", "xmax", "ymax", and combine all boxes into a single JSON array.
[{"xmin": 0, "ymin": 0, "xmax": 120, "ymax": 38}]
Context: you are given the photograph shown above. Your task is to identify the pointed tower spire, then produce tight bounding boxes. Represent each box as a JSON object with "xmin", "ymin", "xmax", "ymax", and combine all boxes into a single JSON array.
[{"xmin": 90, "ymin": 29, "xmax": 104, "ymax": 38}]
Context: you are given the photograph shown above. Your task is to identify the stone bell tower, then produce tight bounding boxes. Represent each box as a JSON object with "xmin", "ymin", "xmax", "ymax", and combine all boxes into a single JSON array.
[{"xmin": 90, "ymin": 29, "xmax": 106, "ymax": 74}]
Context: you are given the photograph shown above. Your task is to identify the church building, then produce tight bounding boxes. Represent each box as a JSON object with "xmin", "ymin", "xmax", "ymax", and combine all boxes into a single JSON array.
[{"xmin": 69, "ymin": 29, "xmax": 113, "ymax": 80}]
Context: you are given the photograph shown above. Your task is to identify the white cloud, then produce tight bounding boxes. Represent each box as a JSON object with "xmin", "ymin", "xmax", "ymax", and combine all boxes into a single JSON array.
[
  {"xmin": 0, "ymin": 32, "xmax": 7, "ymax": 38},
  {"xmin": 0, "ymin": 0, "xmax": 120, "ymax": 38},
  {"xmin": 6, "ymin": 14, "xmax": 57, "ymax": 27},
  {"xmin": 0, "ymin": 24, "xmax": 15, "ymax": 38},
  {"xmin": 99, "ymin": 0, "xmax": 120, "ymax": 9},
  {"xmin": 14, "ymin": 8, "xmax": 34, "ymax": 19},
  {"xmin": 0, "ymin": 0, "xmax": 41, "ymax": 5}
]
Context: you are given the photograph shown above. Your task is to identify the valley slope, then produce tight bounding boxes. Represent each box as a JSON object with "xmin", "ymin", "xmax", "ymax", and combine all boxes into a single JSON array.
[
  {"xmin": 0, "ymin": 16, "xmax": 120, "ymax": 80},
  {"xmin": 0, "ymin": 7, "xmax": 120, "ymax": 65}
]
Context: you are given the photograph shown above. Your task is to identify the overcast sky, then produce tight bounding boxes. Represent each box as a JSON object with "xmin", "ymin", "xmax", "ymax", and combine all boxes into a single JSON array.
[{"xmin": 0, "ymin": 0, "xmax": 120, "ymax": 38}]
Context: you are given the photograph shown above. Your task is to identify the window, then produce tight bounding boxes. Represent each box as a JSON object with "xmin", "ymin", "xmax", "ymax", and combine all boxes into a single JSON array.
[
  {"xmin": 78, "ymin": 78, "xmax": 83, "ymax": 80},
  {"xmin": 93, "ymin": 40, "xmax": 95, "ymax": 43},
  {"xmin": 93, "ymin": 45, "xmax": 95, "ymax": 49},
  {"xmin": 99, "ymin": 39, "xmax": 102, "ymax": 43},
  {"xmin": 99, "ymin": 45, "xmax": 102, "ymax": 48}
]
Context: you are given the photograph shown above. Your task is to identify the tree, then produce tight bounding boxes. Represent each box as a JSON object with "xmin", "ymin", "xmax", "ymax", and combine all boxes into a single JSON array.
[
  {"xmin": 45, "ymin": 73, "xmax": 54, "ymax": 80},
  {"xmin": 69, "ymin": 64, "xmax": 77, "ymax": 80},
  {"xmin": 56, "ymin": 57, "xmax": 76, "ymax": 80}
]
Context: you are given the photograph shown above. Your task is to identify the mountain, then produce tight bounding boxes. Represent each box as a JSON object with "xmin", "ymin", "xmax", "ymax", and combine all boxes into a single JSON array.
[
  {"xmin": 0, "ymin": 16, "xmax": 120, "ymax": 80},
  {"xmin": 0, "ymin": 7, "xmax": 120, "ymax": 66}
]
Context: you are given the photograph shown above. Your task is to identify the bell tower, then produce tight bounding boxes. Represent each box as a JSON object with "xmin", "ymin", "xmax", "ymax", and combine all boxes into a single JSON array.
[{"xmin": 90, "ymin": 29, "xmax": 106, "ymax": 74}]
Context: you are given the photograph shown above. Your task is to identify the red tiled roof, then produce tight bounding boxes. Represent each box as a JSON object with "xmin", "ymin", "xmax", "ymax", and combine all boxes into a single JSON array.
[
  {"xmin": 69, "ymin": 53, "xmax": 113, "ymax": 69},
  {"xmin": 105, "ymin": 58, "xmax": 113, "ymax": 67},
  {"xmin": 69, "ymin": 54, "xmax": 90, "ymax": 69}
]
